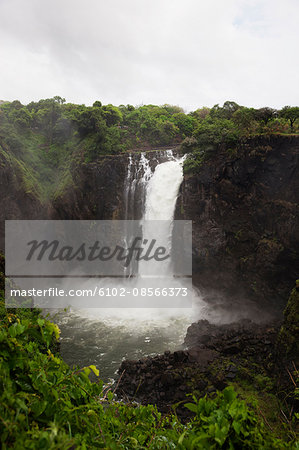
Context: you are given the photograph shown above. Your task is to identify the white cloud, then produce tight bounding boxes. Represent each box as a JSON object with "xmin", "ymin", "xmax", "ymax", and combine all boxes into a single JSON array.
[{"xmin": 0, "ymin": 0, "xmax": 298, "ymax": 110}]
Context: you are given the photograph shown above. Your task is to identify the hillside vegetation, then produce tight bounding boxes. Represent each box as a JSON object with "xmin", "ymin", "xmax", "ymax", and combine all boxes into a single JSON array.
[
  {"xmin": 0, "ymin": 98, "xmax": 299, "ymax": 201},
  {"xmin": 1, "ymin": 295, "xmax": 298, "ymax": 448}
]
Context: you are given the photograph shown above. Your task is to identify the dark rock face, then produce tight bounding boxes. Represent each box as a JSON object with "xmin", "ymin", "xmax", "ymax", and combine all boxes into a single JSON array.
[
  {"xmin": 50, "ymin": 156, "xmax": 127, "ymax": 220},
  {"xmin": 0, "ymin": 154, "xmax": 128, "ymax": 251},
  {"xmin": 116, "ymin": 319, "xmax": 281, "ymax": 417},
  {"xmin": 276, "ymin": 282, "xmax": 299, "ymax": 366},
  {"xmin": 176, "ymin": 135, "xmax": 299, "ymax": 309},
  {"xmin": 116, "ymin": 348, "xmax": 218, "ymax": 418},
  {"xmin": 0, "ymin": 151, "xmax": 47, "ymax": 250},
  {"xmin": 184, "ymin": 319, "xmax": 280, "ymax": 357}
]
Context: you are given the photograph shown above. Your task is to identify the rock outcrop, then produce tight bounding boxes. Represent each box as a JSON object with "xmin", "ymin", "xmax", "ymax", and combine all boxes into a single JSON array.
[
  {"xmin": 116, "ymin": 318, "xmax": 281, "ymax": 418},
  {"xmin": 276, "ymin": 281, "xmax": 299, "ymax": 366},
  {"xmin": 50, "ymin": 156, "xmax": 127, "ymax": 220},
  {"xmin": 177, "ymin": 135, "xmax": 299, "ymax": 309},
  {"xmin": 0, "ymin": 148, "xmax": 47, "ymax": 249}
]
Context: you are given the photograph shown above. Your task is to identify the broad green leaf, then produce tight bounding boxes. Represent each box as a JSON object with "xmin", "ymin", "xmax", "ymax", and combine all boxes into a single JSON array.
[{"xmin": 184, "ymin": 402, "xmax": 197, "ymax": 413}]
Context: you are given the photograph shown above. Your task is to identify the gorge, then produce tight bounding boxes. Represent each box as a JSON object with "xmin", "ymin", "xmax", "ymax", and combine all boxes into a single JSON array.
[
  {"xmin": 1, "ymin": 100, "xmax": 298, "ymax": 446},
  {"xmin": 1, "ymin": 138, "xmax": 298, "ymax": 379},
  {"xmin": 55, "ymin": 150, "xmax": 194, "ymax": 381}
]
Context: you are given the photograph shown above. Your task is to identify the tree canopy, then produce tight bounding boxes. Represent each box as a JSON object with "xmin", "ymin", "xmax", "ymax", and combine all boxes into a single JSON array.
[{"xmin": 0, "ymin": 98, "xmax": 298, "ymax": 166}]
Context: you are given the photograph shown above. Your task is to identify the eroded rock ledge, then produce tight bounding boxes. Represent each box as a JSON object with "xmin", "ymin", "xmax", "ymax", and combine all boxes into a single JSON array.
[{"xmin": 116, "ymin": 319, "xmax": 281, "ymax": 418}]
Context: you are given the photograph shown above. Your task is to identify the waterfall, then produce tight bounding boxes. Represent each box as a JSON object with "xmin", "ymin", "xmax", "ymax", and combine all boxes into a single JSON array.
[
  {"xmin": 124, "ymin": 154, "xmax": 133, "ymax": 220},
  {"xmin": 144, "ymin": 157, "xmax": 184, "ymax": 221},
  {"xmin": 124, "ymin": 150, "xmax": 186, "ymax": 279},
  {"xmin": 124, "ymin": 149, "xmax": 184, "ymax": 221},
  {"xmin": 74, "ymin": 149, "xmax": 193, "ymax": 320},
  {"xmin": 59, "ymin": 150, "xmax": 195, "ymax": 379},
  {"xmin": 139, "ymin": 153, "xmax": 186, "ymax": 278},
  {"xmin": 124, "ymin": 152, "xmax": 153, "ymax": 221},
  {"xmin": 123, "ymin": 152, "xmax": 154, "ymax": 276}
]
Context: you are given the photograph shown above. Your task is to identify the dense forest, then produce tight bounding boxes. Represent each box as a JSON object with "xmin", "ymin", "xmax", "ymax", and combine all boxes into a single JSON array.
[
  {"xmin": 0, "ymin": 97, "xmax": 298, "ymax": 204},
  {"xmin": 1, "ymin": 98, "xmax": 299, "ymax": 156}
]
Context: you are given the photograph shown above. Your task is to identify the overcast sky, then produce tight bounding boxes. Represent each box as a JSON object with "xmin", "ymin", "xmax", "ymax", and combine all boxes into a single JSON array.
[{"xmin": 0, "ymin": 0, "xmax": 298, "ymax": 111}]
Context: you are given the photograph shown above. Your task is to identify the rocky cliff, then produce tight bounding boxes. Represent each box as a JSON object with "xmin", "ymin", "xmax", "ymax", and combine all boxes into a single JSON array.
[
  {"xmin": 50, "ymin": 156, "xmax": 127, "ymax": 220},
  {"xmin": 0, "ymin": 151, "xmax": 128, "ymax": 250},
  {"xmin": 176, "ymin": 135, "xmax": 299, "ymax": 310},
  {"xmin": 0, "ymin": 148, "xmax": 47, "ymax": 249},
  {"xmin": 1, "ymin": 136, "xmax": 298, "ymax": 312}
]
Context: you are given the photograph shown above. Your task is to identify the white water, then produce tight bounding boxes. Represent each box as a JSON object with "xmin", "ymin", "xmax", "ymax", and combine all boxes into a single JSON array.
[
  {"xmin": 55, "ymin": 150, "xmax": 197, "ymax": 380},
  {"xmin": 140, "ymin": 155, "xmax": 186, "ymax": 278},
  {"xmin": 144, "ymin": 157, "xmax": 185, "ymax": 220},
  {"xmin": 77, "ymin": 150, "xmax": 193, "ymax": 320}
]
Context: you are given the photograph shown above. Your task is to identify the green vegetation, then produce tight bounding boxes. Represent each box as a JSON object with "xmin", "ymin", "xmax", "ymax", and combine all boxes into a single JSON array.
[
  {"xmin": 182, "ymin": 101, "xmax": 299, "ymax": 174},
  {"xmin": 0, "ymin": 247, "xmax": 296, "ymax": 449},
  {"xmin": 1, "ymin": 302, "xmax": 296, "ymax": 448},
  {"xmin": 0, "ymin": 98, "xmax": 192, "ymax": 165},
  {"xmin": 0, "ymin": 99, "xmax": 194, "ymax": 201},
  {"xmin": 1, "ymin": 98, "xmax": 299, "ymax": 196},
  {"xmin": 0, "ymin": 254, "xmax": 298, "ymax": 449}
]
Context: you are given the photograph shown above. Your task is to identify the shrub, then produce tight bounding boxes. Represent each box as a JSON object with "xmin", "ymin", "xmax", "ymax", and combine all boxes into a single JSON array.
[{"xmin": 0, "ymin": 296, "xmax": 296, "ymax": 449}]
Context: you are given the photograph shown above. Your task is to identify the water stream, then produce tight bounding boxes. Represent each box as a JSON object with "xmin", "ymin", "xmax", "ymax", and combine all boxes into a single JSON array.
[{"xmin": 54, "ymin": 150, "xmax": 196, "ymax": 381}]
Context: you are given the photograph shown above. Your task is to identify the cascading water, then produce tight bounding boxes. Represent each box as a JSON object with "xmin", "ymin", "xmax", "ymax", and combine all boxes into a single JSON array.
[
  {"xmin": 54, "ymin": 150, "xmax": 194, "ymax": 381},
  {"xmin": 143, "ymin": 157, "xmax": 185, "ymax": 220},
  {"xmin": 124, "ymin": 152, "xmax": 153, "ymax": 220},
  {"xmin": 139, "ymin": 153, "xmax": 186, "ymax": 279}
]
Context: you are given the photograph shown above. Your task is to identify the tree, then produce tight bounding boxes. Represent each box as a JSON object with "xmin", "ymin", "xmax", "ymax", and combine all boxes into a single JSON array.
[
  {"xmin": 194, "ymin": 117, "xmax": 240, "ymax": 150},
  {"xmin": 12, "ymin": 107, "xmax": 32, "ymax": 129},
  {"xmin": 171, "ymin": 113, "xmax": 194, "ymax": 137},
  {"xmin": 232, "ymin": 107, "xmax": 256, "ymax": 133},
  {"xmin": 101, "ymin": 105, "xmax": 122, "ymax": 126},
  {"xmin": 254, "ymin": 107, "xmax": 277, "ymax": 125},
  {"xmin": 190, "ymin": 107, "xmax": 210, "ymax": 121},
  {"xmin": 280, "ymin": 106, "xmax": 299, "ymax": 130},
  {"xmin": 53, "ymin": 96, "xmax": 66, "ymax": 104},
  {"xmin": 222, "ymin": 101, "xmax": 241, "ymax": 117},
  {"xmin": 210, "ymin": 101, "xmax": 241, "ymax": 119},
  {"xmin": 161, "ymin": 104, "xmax": 184, "ymax": 115},
  {"xmin": 0, "ymin": 101, "xmax": 32, "ymax": 130},
  {"xmin": 72, "ymin": 106, "xmax": 107, "ymax": 138},
  {"xmin": 93, "ymin": 101, "xmax": 102, "ymax": 108},
  {"xmin": 10, "ymin": 100, "xmax": 23, "ymax": 110},
  {"xmin": 158, "ymin": 120, "xmax": 179, "ymax": 144},
  {"xmin": 34, "ymin": 99, "xmax": 61, "ymax": 145}
]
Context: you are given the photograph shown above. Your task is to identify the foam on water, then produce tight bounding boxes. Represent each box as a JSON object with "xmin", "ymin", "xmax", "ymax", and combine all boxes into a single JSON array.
[
  {"xmin": 74, "ymin": 150, "xmax": 195, "ymax": 323},
  {"xmin": 56, "ymin": 150, "xmax": 202, "ymax": 378}
]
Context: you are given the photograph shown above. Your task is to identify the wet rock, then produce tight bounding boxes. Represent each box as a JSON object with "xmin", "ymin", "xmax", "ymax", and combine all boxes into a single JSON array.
[
  {"xmin": 173, "ymin": 350, "xmax": 188, "ymax": 363},
  {"xmin": 187, "ymin": 348, "xmax": 218, "ymax": 365},
  {"xmin": 176, "ymin": 135, "xmax": 299, "ymax": 309},
  {"xmin": 276, "ymin": 283, "xmax": 299, "ymax": 365},
  {"xmin": 116, "ymin": 317, "xmax": 282, "ymax": 416}
]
